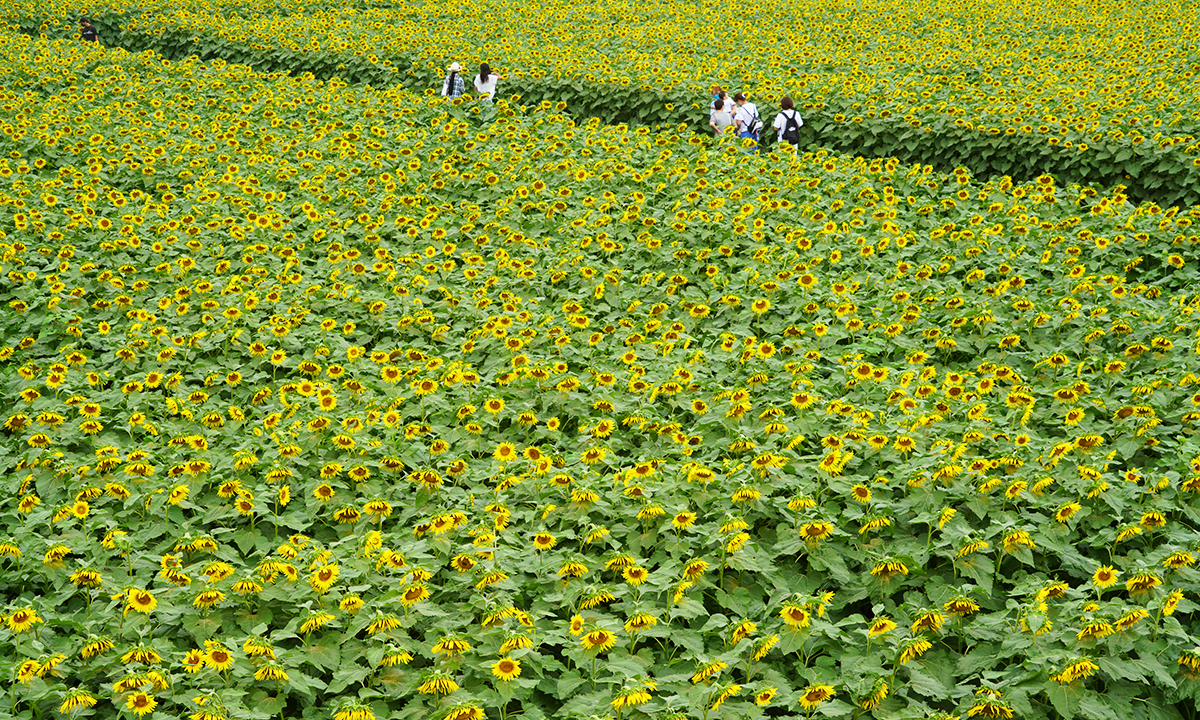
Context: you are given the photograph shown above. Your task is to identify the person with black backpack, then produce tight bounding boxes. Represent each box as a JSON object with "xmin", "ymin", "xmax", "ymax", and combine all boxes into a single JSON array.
[
  {"xmin": 772, "ymin": 96, "xmax": 804, "ymax": 150},
  {"xmin": 732, "ymin": 93, "xmax": 762, "ymax": 153}
]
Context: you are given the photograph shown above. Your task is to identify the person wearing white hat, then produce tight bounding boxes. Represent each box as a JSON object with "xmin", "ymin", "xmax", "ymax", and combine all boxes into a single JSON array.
[{"xmin": 441, "ymin": 62, "xmax": 465, "ymax": 98}]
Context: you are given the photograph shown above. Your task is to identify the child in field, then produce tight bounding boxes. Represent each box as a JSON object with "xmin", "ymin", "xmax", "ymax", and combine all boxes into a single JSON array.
[{"xmin": 709, "ymin": 98, "xmax": 733, "ymax": 135}]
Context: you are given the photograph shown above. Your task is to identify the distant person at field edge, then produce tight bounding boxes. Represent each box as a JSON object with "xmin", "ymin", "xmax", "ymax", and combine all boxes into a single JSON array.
[
  {"xmin": 709, "ymin": 98, "xmax": 733, "ymax": 135},
  {"xmin": 773, "ymin": 96, "xmax": 803, "ymax": 150},
  {"xmin": 79, "ymin": 18, "xmax": 98, "ymax": 43},
  {"xmin": 474, "ymin": 62, "xmax": 501, "ymax": 103},
  {"xmin": 732, "ymin": 93, "xmax": 762, "ymax": 153},
  {"xmin": 441, "ymin": 62, "xmax": 465, "ymax": 98}
]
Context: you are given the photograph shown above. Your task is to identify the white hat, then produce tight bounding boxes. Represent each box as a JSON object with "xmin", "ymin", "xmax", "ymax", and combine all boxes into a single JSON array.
[{"xmin": 448, "ymin": 62, "xmax": 461, "ymax": 72}]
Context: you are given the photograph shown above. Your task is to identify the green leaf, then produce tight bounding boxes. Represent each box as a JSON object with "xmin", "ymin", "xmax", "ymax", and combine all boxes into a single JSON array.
[
  {"xmin": 1047, "ymin": 683, "xmax": 1082, "ymax": 720},
  {"xmin": 325, "ymin": 663, "xmax": 371, "ymax": 694}
]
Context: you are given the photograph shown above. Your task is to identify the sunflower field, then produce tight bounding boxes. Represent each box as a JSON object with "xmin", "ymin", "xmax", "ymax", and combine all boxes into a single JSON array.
[
  {"xmin": 4, "ymin": 0, "xmax": 1200, "ymax": 204},
  {"xmin": 2, "ymin": 9, "xmax": 1200, "ymax": 720}
]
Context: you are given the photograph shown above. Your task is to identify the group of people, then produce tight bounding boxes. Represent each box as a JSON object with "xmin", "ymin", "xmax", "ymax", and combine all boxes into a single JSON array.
[
  {"xmin": 440, "ymin": 62, "xmax": 502, "ymax": 102},
  {"xmin": 708, "ymin": 86, "xmax": 803, "ymax": 153}
]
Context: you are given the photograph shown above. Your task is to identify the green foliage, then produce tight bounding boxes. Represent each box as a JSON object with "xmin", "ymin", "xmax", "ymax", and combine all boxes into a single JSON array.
[{"xmin": 1, "ymin": 20, "xmax": 1200, "ymax": 720}]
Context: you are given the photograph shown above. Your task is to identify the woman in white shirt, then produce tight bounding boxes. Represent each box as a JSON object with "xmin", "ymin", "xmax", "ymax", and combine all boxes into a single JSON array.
[
  {"xmin": 474, "ymin": 63, "xmax": 501, "ymax": 102},
  {"xmin": 772, "ymin": 96, "xmax": 804, "ymax": 150}
]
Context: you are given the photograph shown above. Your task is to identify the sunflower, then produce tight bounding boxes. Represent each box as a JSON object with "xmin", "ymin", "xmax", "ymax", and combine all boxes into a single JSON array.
[
  {"xmin": 7, "ymin": 607, "xmax": 41, "ymax": 633},
  {"xmin": 1054, "ymin": 502, "xmax": 1081, "ymax": 522},
  {"xmin": 558, "ymin": 561, "xmax": 589, "ymax": 578},
  {"xmin": 671, "ymin": 510, "xmax": 697, "ymax": 529},
  {"xmin": 491, "ymin": 657, "xmax": 521, "ymax": 681},
  {"xmin": 367, "ymin": 614, "xmax": 401, "ymax": 635},
  {"xmin": 799, "ymin": 522, "xmax": 834, "ymax": 544},
  {"xmin": 944, "ymin": 597, "xmax": 980, "ymax": 617},
  {"xmin": 59, "ymin": 689, "xmax": 98, "ymax": 714},
  {"xmin": 911, "ymin": 610, "xmax": 945, "ymax": 633},
  {"xmin": 755, "ymin": 687, "xmax": 777, "ymax": 706},
  {"xmin": 243, "ymin": 637, "xmax": 275, "ymax": 659},
  {"xmin": 849, "ymin": 484, "xmax": 872, "ymax": 503},
  {"xmin": 301, "ymin": 612, "xmax": 336, "ymax": 635},
  {"xmin": 581, "ymin": 628, "xmax": 616, "ymax": 652},
  {"xmin": 121, "ymin": 645, "xmax": 162, "ymax": 665},
  {"xmin": 968, "ymin": 698, "xmax": 1014, "ymax": 719},
  {"xmin": 1164, "ymin": 589, "xmax": 1184, "ymax": 616},
  {"xmin": 400, "ymin": 584, "xmax": 430, "ymax": 607},
  {"xmin": 1092, "ymin": 565, "xmax": 1120, "ymax": 588},
  {"xmin": 81, "ymin": 636, "xmax": 114, "ymax": 659},
  {"xmin": 310, "ymin": 564, "xmax": 340, "ymax": 593},
  {"xmin": 622, "ymin": 565, "xmax": 649, "ymax": 585},
  {"xmin": 205, "ymin": 644, "xmax": 235, "ymax": 671},
  {"xmin": 1050, "ymin": 658, "xmax": 1099, "ymax": 684},
  {"xmin": 442, "ymin": 705, "xmax": 485, "ymax": 720},
  {"xmin": 193, "ymin": 589, "xmax": 226, "ymax": 609},
  {"xmin": 780, "ymin": 605, "xmax": 811, "ymax": 628},
  {"xmin": 860, "ymin": 680, "xmax": 889, "ymax": 710},
  {"xmin": 125, "ymin": 589, "xmax": 157, "ymax": 614},
  {"xmin": 254, "ymin": 663, "xmax": 289, "ymax": 682},
  {"xmin": 182, "ymin": 649, "xmax": 206, "ymax": 673},
  {"xmin": 899, "ymin": 637, "xmax": 932, "ymax": 664},
  {"xmin": 624, "ymin": 612, "xmax": 658, "ymax": 633},
  {"xmin": 1126, "ymin": 571, "xmax": 1162, "ymax": 593},
  {"xmin": 232, "ymin": 578, "xmax": 263, "ymax": 596},
  {"xmin": 493, "ymin": 442, "xmax": 517, "ymax": 462},
  {"xmin": 431, "ymin": 635, "xmax": 472, "ymax": 656},
  {"xmin": 612, "ymin": 688, "xmax": 653, "ymax": 709},
  {"xmin": 333, "ymin": 702, "xmax": 376, "ymax": 720},
  {"xmin": 798, "ymin": 684, "xmax": 836, "ymax": 711},
  {"xmin": 125, "ymin": 692, "xmax": 157, "ymax": 717},
  {"xmin": 691, "ymin": 659, "xmax": 727, "ymax": 683},
  {"xmin": 417, "ymin": 673, "xmax": 459, "ymax": 695},
  {"xmin": 870, "ymin": 559, "xmax": 909, "ymax": 580}
]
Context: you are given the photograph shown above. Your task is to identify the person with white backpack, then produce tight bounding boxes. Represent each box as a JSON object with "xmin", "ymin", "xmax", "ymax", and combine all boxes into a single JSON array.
[
  {"xmin": 773, "ymin": 96, "xmax": 804, "ymax": 150},
  {"xmin": 732, "ymin": 93, "xmax": 762, "ymax": 153}
]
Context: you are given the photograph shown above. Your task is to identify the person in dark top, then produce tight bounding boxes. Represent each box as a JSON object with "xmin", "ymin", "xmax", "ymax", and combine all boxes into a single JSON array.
[{"xmin": 79, "ymin": 19, "xmax": 98, "ymax": 42}]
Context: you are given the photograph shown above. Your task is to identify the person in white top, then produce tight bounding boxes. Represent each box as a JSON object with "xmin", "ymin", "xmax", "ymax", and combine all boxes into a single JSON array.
[
  {"xmin": 732, "ymin": 93, "xmax": 761, "ymax": 153},
  {"xmin": 474, "ymin": 62, "xmax": 501, "ymax": 102},
  {"xmin": 772, "ymin": 96, "xmax": 804, "ymax": 150}
]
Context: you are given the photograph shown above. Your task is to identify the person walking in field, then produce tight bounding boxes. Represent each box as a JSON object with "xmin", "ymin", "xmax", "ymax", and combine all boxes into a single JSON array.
[
  {"xmin": 79, "ymin": 18, "xmax": 98, "ymax": 43},
  {"xmin": 474, "ymin": 63, "xmax": 501, "ymax": 103},
  {"xmin": 709, "ymin": 98, "xmax": 733, "ymax": 135},
  {"xmin": 773, "ymin": 96, "xmax": 803, "ymax": 150},
  {"xmin": 732, "ymin": 93, "xmax": 762, "ymax": 152},
  {"xmin": 441, "ymin": 62, "xmax": 465, "ymax": 98}
]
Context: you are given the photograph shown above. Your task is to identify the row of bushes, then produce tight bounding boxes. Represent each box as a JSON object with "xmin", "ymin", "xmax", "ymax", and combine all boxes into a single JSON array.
[{"xmin": 18, "ymin": 13, "xmax": 1200, "ymax": 205}]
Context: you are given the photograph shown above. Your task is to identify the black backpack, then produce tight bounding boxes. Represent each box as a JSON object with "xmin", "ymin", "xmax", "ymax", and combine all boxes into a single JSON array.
[{"xmin": 781, "ymin": 111, "xmax": 800, "ymax": 144}]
